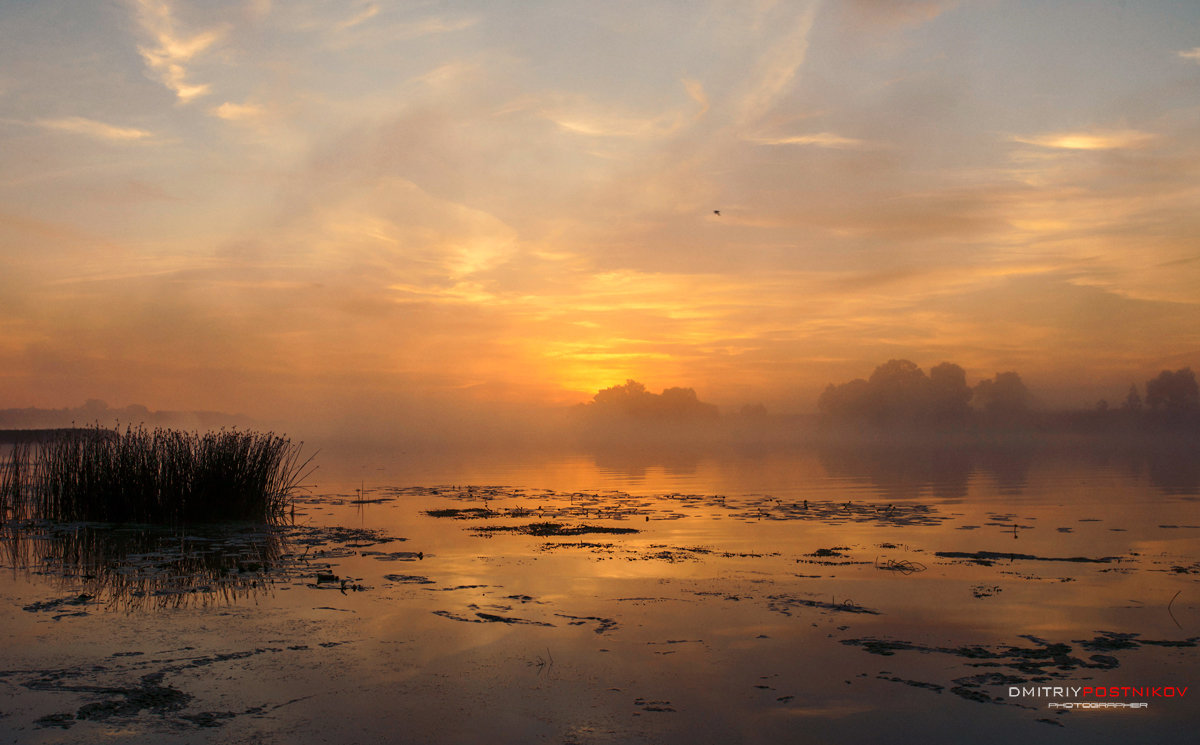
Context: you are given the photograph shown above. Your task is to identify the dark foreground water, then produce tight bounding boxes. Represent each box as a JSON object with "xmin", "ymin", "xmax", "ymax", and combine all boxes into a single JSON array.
[{"xmin": 2, "ymin": 441, "xmax": 1197, "ymax": 744}]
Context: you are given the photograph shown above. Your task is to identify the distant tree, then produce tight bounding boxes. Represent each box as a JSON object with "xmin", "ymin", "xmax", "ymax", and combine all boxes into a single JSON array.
[
  {"xmin": 817, "ymin": 360, "xmax": 972, "ymax": 429},
  {"xmin": 1142, "ymin": 369, "xmax": 1200, "ymax": 412},
  {"xmin": 584, "ymin": 380, "xmax": 717, "ymax": 421},
  {"xmin": 738, "ymin": 403, "xmax": 768, "ymax": 419},
  {"xmin": 1121, "ymin": 384, "xmax": 1143, "ymax": 413},
  {"xmin": 928, "ymin": 362, "xmax": 972, "ymax": 425},
  {"xmin": 817, "ymin": 378, "xmax": 872, "ymax": 421},
  {"xmin": 973, "ymin": 371, "xmax": 1031, "ymax": 426},
  {"xmin": 865, "ymin": 359, "xmax": 933, "ymax": 424},
  {"xmin": 1145, "ymin": 368, "xmax": 1199, "ymax": 415},
  {"xmin": 591, "ymin": 380, "xmax": 655, "ymax": 418},
  {"xmin": 657, "ymin": 387, "xmax": 719, "ymax": 419}
]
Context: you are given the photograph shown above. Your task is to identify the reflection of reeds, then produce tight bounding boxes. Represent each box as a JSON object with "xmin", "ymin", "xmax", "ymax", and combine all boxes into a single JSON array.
[
  {"xmin": 0, "ymin": 441, "xmax": 31, "ymax": 522},
  {"xmin": 2, "ymin": 522, "xmax": 286, "ymax": 611},
  {"xmin": 0, "ymin": 426, "xmax": 313, "ymax": 524}
]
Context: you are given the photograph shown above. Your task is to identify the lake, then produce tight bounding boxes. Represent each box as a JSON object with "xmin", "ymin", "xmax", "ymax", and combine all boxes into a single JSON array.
[{"xmin": 2, "ymin": 438, "xmax": 1197, "ymax": 743}]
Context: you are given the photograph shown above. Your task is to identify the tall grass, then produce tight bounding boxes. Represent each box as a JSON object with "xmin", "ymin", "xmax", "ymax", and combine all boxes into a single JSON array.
[{"xmin": 0, "ymin": 426, "xmax": 313, "ymax": 524}]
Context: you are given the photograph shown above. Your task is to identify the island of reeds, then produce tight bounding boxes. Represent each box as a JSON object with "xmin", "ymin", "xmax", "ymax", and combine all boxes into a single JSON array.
[{"xmin": 0, "ymin": 425, "xmax": 313, "ymax": 524}]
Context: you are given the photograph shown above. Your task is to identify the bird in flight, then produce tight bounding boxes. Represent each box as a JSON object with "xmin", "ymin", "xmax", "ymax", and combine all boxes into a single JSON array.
[{"xmin": 713, "ymin": 210, "xmax": 721, "ymax": 216}]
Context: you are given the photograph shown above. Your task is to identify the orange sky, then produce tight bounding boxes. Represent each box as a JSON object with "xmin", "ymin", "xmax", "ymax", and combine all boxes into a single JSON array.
[{"xmin": 2, "ymin": 1, "xmax": 1198, "ymax": 428}]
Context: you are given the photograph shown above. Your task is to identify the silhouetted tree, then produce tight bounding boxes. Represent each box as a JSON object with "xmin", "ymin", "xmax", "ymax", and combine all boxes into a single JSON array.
[
  {"xmin": 591, "ymin": 380, "xmax": 655, "ymax": 418},
  {"xmin": 584, "ymin": 380, "xmax": 718, "ymax": 422},
  {"xmin": 929, "ymin": 362, "xmax": 972, "ymax": 425},
  {"xmin": 1121, "ymin": 384, "xmax": 1143, "ymax": 413},
  {"xmin": 658, "ymin": 387, "xmax": 719, "ymax": 419},
  {"xmin": 972, "ymin": 371, "xmax": 1031, "ymax": 427},
  {"xmin": 866, "ymin": 359, "xmax": 932, "ymax": 423},
  {"xmin": 818, "ymin": 360, "xmax": 976, "ymax": 429},
  {"xmin": 737, "ymin": 403, "xmax": 768, "ymax": 419},
  {"xmin": 817, "ymin": 378, "xmax": 872, "ymax": 421},
  {"xmin": 1145, "ymin": 368, "xmax": 1199, "ymax": 414}
]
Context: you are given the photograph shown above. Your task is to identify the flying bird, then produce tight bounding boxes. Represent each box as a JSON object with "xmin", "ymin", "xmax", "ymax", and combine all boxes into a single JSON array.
[{"xmin": 713, "ymin": 210, "xmax": 721, "ymax": 216}]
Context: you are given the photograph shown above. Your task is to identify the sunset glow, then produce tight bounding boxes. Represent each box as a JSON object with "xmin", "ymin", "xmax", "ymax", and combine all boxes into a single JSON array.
[{"xmin": 2, "ymin": 1, "xmax": 1198, "ymax": 427}]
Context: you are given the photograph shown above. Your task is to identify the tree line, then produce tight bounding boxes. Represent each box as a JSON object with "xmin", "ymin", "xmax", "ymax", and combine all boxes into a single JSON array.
[{"xmin": 818, "ymin": 360, "xmax": 1199, "ymax": 431}]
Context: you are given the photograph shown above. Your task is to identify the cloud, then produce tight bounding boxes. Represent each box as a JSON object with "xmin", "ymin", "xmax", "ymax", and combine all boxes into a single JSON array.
[
  {"xmin": 748, "ymin": 132, "xmax": 869, "ymax": 148},
  {"xmin": 36, "ymin": 116, "xmax": 152, "ymax": 141},
  {"xmin": 212, "ymin": 101, "xmax": 267, "ymax": 122},
  {"xmin": 319, "ymin": 10, "xmax": 480, "ymax": 50},
  {"xmin": 1179, "ymin": 47, "xmax": 1200, "ymax": 62},
  {"xmin": 1010, "ymin": 129, "xmax": 1157, "ymax": 151},
  {"xmin": 337, "ymin": 2, "xmax": 379, "ymax": 31},
  {"xmin": 546, "ymin": 106, "xmax": 685, "ymax": 139},
  {"xmin": 835, "ymin": 0, "xmax": 958, "ymax": 32},
  {"xmin": 542, "ymin": 80, "xmax": 708, "ymax": 139},
  {"xmin": 129, "ymin": 0, "xmax": 225, "ymax": 102},
  {"xmin": 737, "ymin": 6, "xmax": 818, "ymax": 124}
]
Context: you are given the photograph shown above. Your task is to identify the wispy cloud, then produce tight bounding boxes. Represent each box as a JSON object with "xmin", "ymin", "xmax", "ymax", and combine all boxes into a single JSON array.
[
  {"xmin": 544, "ymin": 93, "xmax": 696, "ymax": 139},
  {"xmin": 547, "ymin": 79, "xmax": 711, "ymax": 139},
  {"xmin": 320, "ymin": 10, "xmax": 479, "ymax": 50},
  {"xmin": 337, "ymin": 3, "xmax": 379, "ymax": 31},
  {"xmin": 36, "ymin": 116, "xmax": 152, "ymax": 141},
  {"xmin": 129, "ymin": 0, "xmax": 224, "ymax": 102},
  {"xmin": 738, "ymin": 6, "xmax": 817, "ymax": 124},
  {"xmin": 212, "ymin": 101, "xmax": 267, "ymax": 122},
  {"xmin": 749, "ymin": 132, "xmax": 869, "ymax": 148},
  {"xmin": 392, "ymin": 15, "xmax": 479, "ymax": 39},
  {"xmin": 1178, "ymin": 47, "xmax": 1200, "ymax": 62},
  {"xmin": 1010, "ymin": 129, "xmax": 1157, "ymax": 151},
  {"xmin": 838, "ymin": 0, "xmax": 958, "ymax": 31}
]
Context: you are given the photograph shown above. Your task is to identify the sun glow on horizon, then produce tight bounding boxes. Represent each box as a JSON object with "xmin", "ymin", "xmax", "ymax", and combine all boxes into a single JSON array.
[{"xmin": 0, "ymin": 1, "xmax": 1198, "ymax": 422}]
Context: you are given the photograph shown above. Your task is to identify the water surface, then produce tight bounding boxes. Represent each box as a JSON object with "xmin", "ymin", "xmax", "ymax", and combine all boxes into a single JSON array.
[{"xmin": 2, "ymin": 441, "xmax": 1197, "ymax": 743}]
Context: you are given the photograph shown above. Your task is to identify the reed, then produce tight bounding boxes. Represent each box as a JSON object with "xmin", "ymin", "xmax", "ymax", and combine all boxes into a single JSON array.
[{"xmin": 0, "ymin": 425, "xmax": 313, "ymax": 524}]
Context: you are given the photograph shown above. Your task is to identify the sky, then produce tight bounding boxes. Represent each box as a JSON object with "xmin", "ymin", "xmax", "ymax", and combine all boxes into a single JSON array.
[{"xmin": 1, "ymin": 0, "xmax": 1199, "ymax": 429}]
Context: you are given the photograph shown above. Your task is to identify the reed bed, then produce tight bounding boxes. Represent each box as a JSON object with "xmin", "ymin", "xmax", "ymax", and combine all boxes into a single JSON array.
[{"xmin": 0, "ymin": 426, "xmax": 313, "ymax": 524}]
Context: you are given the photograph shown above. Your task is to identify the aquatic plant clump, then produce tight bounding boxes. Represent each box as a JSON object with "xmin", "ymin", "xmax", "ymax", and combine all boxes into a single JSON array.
[{"xmin": 0, "ymin": 426, "xmax": 313, "ymax": 524}]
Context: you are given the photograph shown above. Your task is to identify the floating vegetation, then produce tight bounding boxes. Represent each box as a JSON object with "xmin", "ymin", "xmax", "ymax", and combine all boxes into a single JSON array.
[
  {"xmin": 432, "ymin": 609, "xmax": 554, "ymax": 626},
  {"xmin": 842, "ymin": 632, "xmax": 1200, "ymax": 709},
  {"xmin": 839, "ymin": 634, "xmax": 1132, "ymax": 674},
  {"xmin": 383, "ymin": 574, "xmax": 434, "ymax": 585},
  {"xmin": 6, "ymin": 644, "xmax": 326, "ymax": 732},
  {"xmin": 766, "ymin": 594, "xmax": 880, "ymax": 616},
  {"xmin": 971, "ymin": 584, "xmax": 1002, "ymax": 598},
  {"xmin": 935, "ymin": 550, "xmax": 1123, "ymax": 565},
  {"xmin": 810, "ymin": 547, "xmax": 848, "ymax": 557},
  {"xmin": 424, "ymin": 508, "xmax": 495, "ymax": 519},
  {"xmin": 0, "ymin": 426, "xmax": 314, "ymax": 524},
  {"xmin": 472, "ymin": 522, "xmax": 640, "ymax": 537},
  {"xmin": 875, "ymin": 557, "xmax": 928, "ymax": 574},
  {"xmin": 555, "ymin": 613, "xmax": 619, "ymax": 633}
]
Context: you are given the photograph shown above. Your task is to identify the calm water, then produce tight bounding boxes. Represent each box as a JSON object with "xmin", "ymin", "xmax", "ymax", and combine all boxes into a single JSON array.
[{"xmin": 2, "ymin": 441, "xmax": 1197, "ymax": 744}]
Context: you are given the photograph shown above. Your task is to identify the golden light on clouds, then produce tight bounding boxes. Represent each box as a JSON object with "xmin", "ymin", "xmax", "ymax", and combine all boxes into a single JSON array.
[
  {"xmin": 749, "ymin": 132, "xmax": 869, "ymax": 148},
  {"xmin": 36, "ymin": 117, "xmax": 152, "ymax": 141},
  {"xmin": 0, "ymin": 0, "xmax": 1197, "ymax": 426},
  {"xmin": 212, "ymin": 101, "xmax": 267, "ymax": 122},
  {"xmin": 130, "ymin": 0, "xmax": 224, "ymax": 102},
  {"xmin": 1011, "ymin": 130, "xmax": 1157, "ymax": 151}
]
